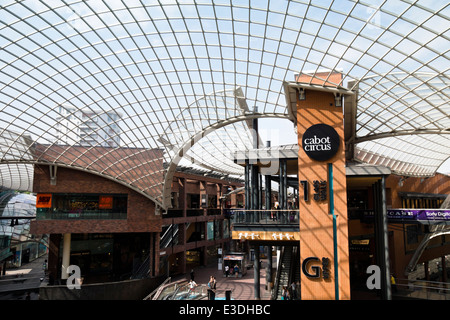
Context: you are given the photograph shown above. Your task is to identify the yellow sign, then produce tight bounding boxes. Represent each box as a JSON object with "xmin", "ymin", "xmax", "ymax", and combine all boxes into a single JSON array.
[{"xmin": 232, "ymin": 230, "xmax": 299, "ymax": 241}]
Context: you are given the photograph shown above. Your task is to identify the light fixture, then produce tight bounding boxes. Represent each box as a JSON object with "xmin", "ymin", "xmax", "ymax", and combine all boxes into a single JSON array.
[
  {"xmin": 298, "ymin": 88, "xmax": 305, "ymax": 101},
  {"xmin": 334, "ymin": 93, "xmax": 342, "ymax": 107}
]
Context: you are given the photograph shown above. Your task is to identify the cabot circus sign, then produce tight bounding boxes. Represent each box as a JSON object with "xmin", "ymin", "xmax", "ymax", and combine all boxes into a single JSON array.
[{"xmin": 302, "ymin": 124, "xmax": 340, "ymax": 161}]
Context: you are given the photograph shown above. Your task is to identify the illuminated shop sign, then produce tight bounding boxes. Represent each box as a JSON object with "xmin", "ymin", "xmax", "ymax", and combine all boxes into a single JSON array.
[
  {"xmin": 99, "ymin": 195, "xmax": 113, "ymax": 209},
  {"xmin": 232, "ymin": 230, "xmax": 299, "ymax": 241},
  {"xmin": 36, "ymin": 194, "xmax": 52, "ymax": 208},
  {"xmin": 302, "ymin": 124, "xmax": 340, "ymax": 161}
]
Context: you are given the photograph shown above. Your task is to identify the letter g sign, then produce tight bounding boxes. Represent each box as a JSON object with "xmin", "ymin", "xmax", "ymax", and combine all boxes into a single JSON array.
[{"xmin": 302, "ymin": 257, "xmax": 321, "ymax": 278}]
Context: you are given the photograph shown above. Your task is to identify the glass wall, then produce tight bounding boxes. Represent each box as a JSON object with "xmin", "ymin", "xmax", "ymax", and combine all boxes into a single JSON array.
[{"xmin": 0, "ymin": 190, "xmax": 48, "ymax": 268}]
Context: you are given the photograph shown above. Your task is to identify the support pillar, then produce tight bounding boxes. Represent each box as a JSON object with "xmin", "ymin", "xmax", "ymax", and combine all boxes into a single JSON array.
[
  {"xmin": 279, "ymin": 159, "xmax": 288, "ymax": 223},
  {"xmin": 149, "ymin": 232, "xmax": 160, "ymax": 277},
  {"xmin": 297, "ymin": 77, "xmax": 350, "ymax": 300},
  {"xmin": 251, "ymin": 164, "xmax": 260, "ymax": 222},
  {"xmin": 245, "ymin": 160, "xmax": 250, "ymax": 210},
  {"xmin": 61, "ymin": 233, "xmax": 71, "ymax": 280},
  {"xmin": 442, "ymin": 256, "xmax": 447, "ymax": 283},
  {"xmin": 254, "ymin": 245, "xmax": 260, "ymax": 300},
  {"xmin": 180, "ymin": 177, "xmax": 187, "ymax": 217},
  {"xmin": 259, "ymin": 174, "xmax": 263, "ymax": 211},
  {"xmin": 374, "ymin": 177, "xmax": 392, "ymax": 300},
  {"xmin": 265, "ymin": 174, "xmax": 271, "ymax": 211},
  {"xmin": 266, "ymin": 245, "xmax": 273, "ymax": 289}
]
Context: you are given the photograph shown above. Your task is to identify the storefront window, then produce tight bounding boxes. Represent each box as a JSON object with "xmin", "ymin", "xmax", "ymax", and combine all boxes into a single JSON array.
[{"xmin": 36, "ymin": 193, "xmax": 127, "ymax": 220}]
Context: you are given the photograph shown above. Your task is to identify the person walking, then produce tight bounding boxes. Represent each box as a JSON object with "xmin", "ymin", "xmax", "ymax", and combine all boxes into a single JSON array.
[
  {"xmin": 208, "ymin": 276, "xmax": 217, "ymax": 300},
  {"xmin": 188, "ymin": 279, "xmax": 197, "ymax": 297},
  {"xmin": 290, "ymin": 281, "xmax": 297, "ymax": 300},
  {"xmin": 281, "ymin": 286, "xmax": 290, "ymax": 300}
]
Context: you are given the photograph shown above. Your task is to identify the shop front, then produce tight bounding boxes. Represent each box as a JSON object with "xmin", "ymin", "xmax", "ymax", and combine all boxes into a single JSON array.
[{"xmin": 223, "ymin": 252, "xmax": 248, "ymax": 277}]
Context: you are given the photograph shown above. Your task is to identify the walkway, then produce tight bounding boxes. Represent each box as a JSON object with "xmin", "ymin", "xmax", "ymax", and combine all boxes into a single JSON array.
[
  {"xmin": 0, "ymin": 254, "xmax": 48, "ymax": 300},
  {"xmin": 0, "ymin": 253, "xmax": 273, "ymax": 300},
  {"xmin": 174, "ymin": 260, "xmax": 274, "ymax": 300}
]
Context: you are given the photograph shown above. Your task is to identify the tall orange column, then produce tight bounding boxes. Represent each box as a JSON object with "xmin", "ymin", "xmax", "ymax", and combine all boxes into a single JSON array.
[{"xmin": 297, "ymin": 85, "xmax": 350, "ymax": 300}]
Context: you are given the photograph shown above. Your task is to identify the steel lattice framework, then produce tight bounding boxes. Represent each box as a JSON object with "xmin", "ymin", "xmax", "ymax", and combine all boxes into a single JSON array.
[{"xmin": 0, "ymin": 0, "xmax": 449, "ymax": 210}]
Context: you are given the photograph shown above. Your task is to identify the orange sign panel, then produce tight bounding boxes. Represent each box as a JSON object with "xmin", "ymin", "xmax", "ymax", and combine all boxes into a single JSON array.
[
  {"xmin": 99, "ymin": 196, "xmax": 113, "ymax": 209},
  {"xmin": 36, "ymin": 194, "xmax": 52, "ymax": 208}
]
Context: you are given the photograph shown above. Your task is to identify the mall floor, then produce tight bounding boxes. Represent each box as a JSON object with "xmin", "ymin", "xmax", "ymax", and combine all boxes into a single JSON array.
[
  {"xmin": 0, "ymin": 254, "xmax": 47, "ymax": 300},
  {"xmin": 0, "ymin": 253, "xmax": 272, "ymax": 300},
  {"xmin": 173, "ymin": 260, "xmax": 273, "ymax": 300}
]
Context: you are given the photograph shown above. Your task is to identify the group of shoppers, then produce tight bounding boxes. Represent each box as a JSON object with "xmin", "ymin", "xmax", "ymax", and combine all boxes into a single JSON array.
[{"xmin": 187, "ymin": 269, "xmax": 218, "ymax": 300}]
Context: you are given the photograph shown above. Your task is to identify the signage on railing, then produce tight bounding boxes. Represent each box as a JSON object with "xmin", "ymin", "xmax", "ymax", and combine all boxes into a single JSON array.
[
  {"xmin": 387, "ymin": 209, "xmax": 450, "ymax": 221},
  {"xmin": 357, "ymin": 209, "xmax": 450, "ymax": 222}
]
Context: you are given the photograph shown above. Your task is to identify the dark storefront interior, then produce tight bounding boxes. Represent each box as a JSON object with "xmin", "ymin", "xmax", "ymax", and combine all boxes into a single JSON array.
[{"xmin": 68, "ymin": 233, "xmax": 150, "ymax": 283}]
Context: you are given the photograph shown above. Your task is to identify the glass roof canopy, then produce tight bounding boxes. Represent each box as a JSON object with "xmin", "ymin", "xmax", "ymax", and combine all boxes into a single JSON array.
[{"xmin": 0, "ymin": 0, "xmax": 449, "ymax": 210}]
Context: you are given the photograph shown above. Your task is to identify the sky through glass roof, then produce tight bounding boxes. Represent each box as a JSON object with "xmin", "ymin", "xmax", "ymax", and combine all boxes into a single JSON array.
[{"xmin": 0, "ymin": 0, "xmax": 449, "ymax": 209}]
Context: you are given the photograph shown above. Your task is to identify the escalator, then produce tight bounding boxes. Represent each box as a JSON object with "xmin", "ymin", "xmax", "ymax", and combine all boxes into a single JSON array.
[
  {"xmin": 148, "ymin": 279, "xmax": 207, "ymax": 300},
  {"xmin": 272, "ymin": 246, "xmax": 300, "ymax": 300},
  {"xmin": 160, "ymin": 224, "xmax": 179, "ymax": 248},
  {"xmin": 131, "ymin": 223, "xmax": 191, "ymax": 279},
  {"xmin": 160, "ymin": 223, "xmax": 195, "ymax": 249}
]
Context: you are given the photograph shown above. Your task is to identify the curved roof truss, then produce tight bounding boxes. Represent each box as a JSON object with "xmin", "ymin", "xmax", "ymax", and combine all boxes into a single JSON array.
[{"xmin": 0, "ymin": 1, "xmax": 449, "ymax": 209}]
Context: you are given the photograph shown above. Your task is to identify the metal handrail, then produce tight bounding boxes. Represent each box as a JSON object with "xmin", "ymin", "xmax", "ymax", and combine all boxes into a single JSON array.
[
  {"xmin": 271, "ymin": 246, "xmax": 285, "ymax": 300},
  {"xmin": 169, "ymin": 283, "xmax": 208, "ymax": 300},
  {"xmin": 143, "ymin": 276, "xmax": 172, "ymax": 300},
  {"xmin": 394, "ymin": 278, "xmax": 450, "ymax": 300},
  {"xmin": 229, "ymin": 209, "xmax": 299, "ymax": 225}
]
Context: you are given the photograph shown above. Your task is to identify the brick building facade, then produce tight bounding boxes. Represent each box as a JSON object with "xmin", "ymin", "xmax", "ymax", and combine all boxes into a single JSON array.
[{"xmin": 30, "ymin": 145, "xmax": 243, "ymax": 285}]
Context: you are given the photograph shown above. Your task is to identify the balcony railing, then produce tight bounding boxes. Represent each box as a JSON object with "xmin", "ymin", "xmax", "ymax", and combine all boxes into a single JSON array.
[
  {"xmin": 187, "ymin": 209, "xmax": 204, "ymax": 217},
  {"xmin": 227, "ymin": 209, "xmax": 299, "ymax": 224},
  {"xmin": 395, "ymin": 279, "xmax": 450, "ymax": 300},
  {"xmin": 164, "ymin": 208, "xmax": 223, "ymax": 218},
  {"xmin": 36, "ymin": 210, "xmax": 127, "ymax": 220}
]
